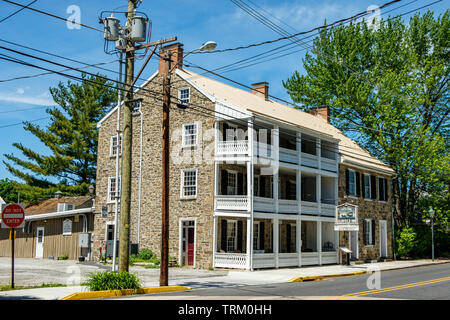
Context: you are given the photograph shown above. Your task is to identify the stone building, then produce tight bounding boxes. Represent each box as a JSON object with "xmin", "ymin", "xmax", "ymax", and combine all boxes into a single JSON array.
[{"xmin": 92, "ymin": 42, "xmax": 395, "ymax": 269}]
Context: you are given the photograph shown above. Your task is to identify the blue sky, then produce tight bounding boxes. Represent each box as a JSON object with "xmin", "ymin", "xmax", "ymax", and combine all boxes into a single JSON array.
[{"xmin": 0, "ymin": 0, "xmax": 448, "ymax": 182}]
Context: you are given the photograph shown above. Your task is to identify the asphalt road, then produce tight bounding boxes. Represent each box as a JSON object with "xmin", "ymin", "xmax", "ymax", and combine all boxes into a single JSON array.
[{"xmin": 119, "ymin": 263, "xmax": 450, "ymax": 300}]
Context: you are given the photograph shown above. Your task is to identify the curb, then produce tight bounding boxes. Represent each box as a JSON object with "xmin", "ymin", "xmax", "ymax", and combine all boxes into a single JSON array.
[
  {"xmin": 289, "ymin": 260, "xmax": 450, "ymax": 283},
  {"xmin": 60, "ymin": 286, "xmax": 191, "ymax": 300}
]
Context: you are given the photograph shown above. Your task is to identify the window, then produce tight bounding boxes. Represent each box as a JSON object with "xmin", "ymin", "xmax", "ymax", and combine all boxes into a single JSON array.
[
  {"xmin": 108, "ymin": 177, "xmax": 121, "ymax": 203},
  {"xmin": 348, "ymin": 170, "xmax": 356, "ymax": 196},
  {"xmin": 181, "ymin": 169, "xmax": 197, "ymax": 199},
  {"xmin": 227, "ymin": 171, "xmax": 238, "ymax": 195},
  {"xmin": 364, "ymin": 219, "xmax": 375, "ymax": 246},
  {"xmin": 254, "ymin": 175, "xmax": 260, "ymax": 197},
  {"xmin": 178, "ymin": 87, "xmax": 190, "ymax": 106},
  {"xmin": 378, "ymin": 177, "xmax": 388, "ymax": 201},
  {"xmin": 227, "ymin": 221, "xmax": 237, "ymax": 252},
  {"xmin": 110, "ymin": 134, "xmax": 122, "ymax": 157},
  {"xmin": 253, "ymin": 222, "xmax": 260, "ymax": 250},
  {"xmin": 57, "ymin": 203, "xmax": 74, "ymax": 212},
  {"xmin": 363, "ymin": 174, "xmax": 371, "ymax": 199},
  {"xmin": 182, "ymin": 123, "xmax": 198, "ymax": 148}
]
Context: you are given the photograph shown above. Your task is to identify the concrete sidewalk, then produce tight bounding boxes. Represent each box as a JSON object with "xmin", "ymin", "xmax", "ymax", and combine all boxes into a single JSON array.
[{"xmin": 0, "ymin": 258, "xmax": 447, "ymax": 300}]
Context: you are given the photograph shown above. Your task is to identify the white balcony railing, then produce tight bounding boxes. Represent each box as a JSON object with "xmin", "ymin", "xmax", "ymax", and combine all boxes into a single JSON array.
[
  {"xmin": 278, "ymin": 253, "xmax": 299, "ymax": 267},
  {"xmin": 279, "ymin": 147, "xmax": 298, "ymax": 164},
  {"xmin": 216, "ymin": 140, "xmax": 249, "ymax": 156},
  {"xmin": 321, "ymin": 203, "xmax": 336, "ymax": 217},
  {"xmin": 214, "ymin": 252, "xmax": 248, "ymax": 269},
  {"xmin": 321, "ymin": 251, "xmax": 338, "ymax": 265},
  {"xmin": 253, "ymin": 253, "xmax": 276, "ymax": 269},
  {"xmin": 215, "ymin": 195, "xmax": 249, "ymax": 211},
  {"xmin": 254, "ymin": 142, "xmax": 273, "ymax": 159},
  {"xmin": 301, "ymin": 152, "xmax": 318, "ymax": 168},
  {"xmin": 278, "ymin": 199, "xmax": 298, "ymax": 214},
  {"xmin": 301, "ymin": 201, "xmax": 319, "ymax": 215},
  {"xmin": 301, "ymin": 252, "xmax": 319, "ymax": 266},
  {"xmin": 321, "ymin": 157, "xmax": 338, "ymax": 172},
  {"xmin": 254, "ymin": 196, "xmax": 276, "ymax": 212}
]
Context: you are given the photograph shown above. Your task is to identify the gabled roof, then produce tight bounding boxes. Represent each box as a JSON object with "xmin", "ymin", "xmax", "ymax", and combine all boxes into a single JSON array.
[{"xmin": 25, "ymin": 196, "xmax": 93, "ymax": 216}]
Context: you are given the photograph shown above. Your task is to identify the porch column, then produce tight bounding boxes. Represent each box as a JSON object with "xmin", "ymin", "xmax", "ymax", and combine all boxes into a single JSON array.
[
  {"xmin": 316, "ymin": 174, "xmax": 321, "ymax": 215},
  {"xmin": 297, "ymin": 132, "xmax": 302, "ymax": 214},
  {"xmin": 316, "ymin": 138, "xmax": 321, "ymax": 169},
  {"xmin": 317, "ymin": 220, "xmax": 322, "ymax": 265},
  {"xmin": 212, "ymin": 215, "xmax": 217, "ymax": 268},
  {"xmin": 273, "ymin": 217, "xmax": 279, "ymax": 268},
  {"xmin": 297, "ymin": 219, "xmax": 302, "ymax": 267},
  {"xmin": 214, "ymin": 162, "xmax": 219, "ymax": 209},
  {"xmin": 246, "ymin": 217, "xmax": 252, "ymax": 270},
  {"xmin": 273, "ymin": 126, "xmax": 279, "ymax": 213},
  {"xmin": 247, "ymin": 118, "xmax": 254, "ymax": 270}
]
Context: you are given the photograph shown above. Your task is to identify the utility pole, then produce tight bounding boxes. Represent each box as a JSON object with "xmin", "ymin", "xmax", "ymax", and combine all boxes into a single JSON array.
[
  {"xmin": 160, "ymin": 49, "xmax": 172, "ymax": 286},
  {"xmin": 118, "ymin": 0, "xmax": 137, "ymax": 272}
]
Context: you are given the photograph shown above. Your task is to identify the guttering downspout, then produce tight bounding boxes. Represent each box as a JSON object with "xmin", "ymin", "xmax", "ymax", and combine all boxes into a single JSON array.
[{"xmin": 136, "ymin": 104, "xmax": 144, "ymax": 247}]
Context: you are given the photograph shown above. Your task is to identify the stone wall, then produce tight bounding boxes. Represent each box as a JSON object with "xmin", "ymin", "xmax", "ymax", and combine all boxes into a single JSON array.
[
  {"xmin": 93, "ymin": 72, "xmax": 216, "ymax": 269},
  {"xmin": 337, "ymin": 164, "xmax": 393, "ymax": 260}
]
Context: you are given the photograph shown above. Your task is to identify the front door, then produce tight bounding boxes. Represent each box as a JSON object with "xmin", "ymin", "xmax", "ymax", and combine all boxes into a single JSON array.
[
  {"xmin": 379, "ymin": 220, "xmax": 388, "ymax": 258},
  {"xmin": 350, "ymin": 231, "xmax": 358, "ymax": 260},
  {"xmin": 35, "ymin": 227, "xmax": 44, "ymax": 258},
  {"xmin": 181, "ymin": 220, "xmax": 195, "ymax": 266}
]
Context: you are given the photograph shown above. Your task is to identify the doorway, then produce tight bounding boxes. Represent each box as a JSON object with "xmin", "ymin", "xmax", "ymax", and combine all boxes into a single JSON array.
[
  {"xmin": 349, "ymin": 231, "xmax": 358, "ymax": 260},
  {"xmin": 379, "ymin": 220, "xmax": 388, "ymax": 258},
  {"xmin": 181, "ymin": 220, "xmax": 195, "ymax": 266},
  {"xmin": 35, "ymin": 227, "xmax": 44, "ymax": 258}
]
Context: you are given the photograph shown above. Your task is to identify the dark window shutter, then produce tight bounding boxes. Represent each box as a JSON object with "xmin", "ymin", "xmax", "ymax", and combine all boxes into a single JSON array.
[
  {"xmin": 378, "ymin": 178, "xmax": 383, "ymax": 201},
  {"xmin": 237, "ymin": 221, "xmax": 243, "ymax": 252},
  {"xmin": 222, "ymin": 123, "xmax": 228, "ymax": 141},
  {"xmin": 259, "ymin": 222, "xmax": 265, "ymax": 251},
  {"xmin": 371, "ymin": 220, "xmax": 376, "ymax": 245},
  {"xmin": 286, "ymin": 224, "xmax": 291, "ymax": 252},
  {"xmin": 221, "ymin": 170, "xmax": 228, "ymax": 195},
  {"xmin": 362, "ymin": 175, "xmax": 367, "ymax": 199},
  {"xmin": 237, "ymin": 172, "xmax": 244, "ymax": 195},
  {"xmin": 221, "ymin": 220, "xmax": 227, "ymax": 251},
  {"xmin": 260, "ymin": 176, "xmax": 266, "ymax": 197},
  {"xmin": 286, "ymin": 180, "xmax": 291, "ymax": 200},
  {"xmin": 370, "ymin": 175, "xmax": 377, "ymax": 200},
  {"xmin": 345, "ymin": 169, "xmax": 350, "ymax": 195},
  {"xmin": 363, "ymin": 220, "xmax": 367, "ymax": 245},
  {"xmin": 355, "ymin": 172, "xmax": 361, "ymax": 197},
  {"xmin": 384, "ymin": 179, "xmax": 388, "ymax": 201}
]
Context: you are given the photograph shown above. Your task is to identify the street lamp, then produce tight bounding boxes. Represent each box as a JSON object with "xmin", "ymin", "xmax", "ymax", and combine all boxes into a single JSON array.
[
  {"xmin": 429, "ymin": 207, "xmax": 435, "ymax": 261},
  {"xmin": 183, "ymin": 41, "xmax": 217, "ymax": 58},
  {"xmin": 88, "ymin": 184, "xmax": 95, "ymax": 195}
]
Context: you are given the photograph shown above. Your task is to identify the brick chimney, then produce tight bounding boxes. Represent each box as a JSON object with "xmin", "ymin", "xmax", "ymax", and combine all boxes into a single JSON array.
[
  {"xmin": 309, "ymin": 106, "xmax": 330, "ymax": 123},
  {"xmin": 158, "ymin": 42, "xmax": 184, "ymax": 74},
  {"xmin": 251, "ymin": 82, "xmax": 269, "ymax": 100}
]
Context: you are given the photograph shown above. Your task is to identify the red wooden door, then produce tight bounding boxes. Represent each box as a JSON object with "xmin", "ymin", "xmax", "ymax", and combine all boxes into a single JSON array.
[{"xmin": 187, "ymin": 228, "xmax": 194, "ymax": 266}]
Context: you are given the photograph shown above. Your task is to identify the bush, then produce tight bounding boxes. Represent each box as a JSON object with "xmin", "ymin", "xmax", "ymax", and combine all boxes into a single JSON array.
[
  {"xmin": 137, "ymin": 249, "xmax": 155, "ymax": 260},
  {"xmin": 58, "ymin": 254, "xmax": 68, "ymax": 260},
  {"xmin": 396, "ymin": 226, "xmax": 417, "ymax": 258},
  {"xmin": 85, "ymin": 271, "xmax": 141, "ymax": 291}
]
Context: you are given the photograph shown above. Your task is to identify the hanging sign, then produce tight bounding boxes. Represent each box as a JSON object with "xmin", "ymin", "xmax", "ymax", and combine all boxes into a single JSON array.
[{"xmin": 334, "ymin": 203, "xmax": 359, "ymax": 231}]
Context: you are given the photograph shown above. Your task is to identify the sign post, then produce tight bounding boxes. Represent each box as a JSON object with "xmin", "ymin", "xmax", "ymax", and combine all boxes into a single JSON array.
[
  {"xmin": 334, "ymin": 203, "xmax": 359, "ymax": 265},
  {"xmin": 2, "ymin": 203, "xmax": 25, "ymax": 289}
]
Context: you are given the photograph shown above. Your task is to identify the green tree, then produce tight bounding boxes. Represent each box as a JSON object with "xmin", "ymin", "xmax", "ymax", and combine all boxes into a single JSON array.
[
  {"xmin": 0, "ymin": 179, "xmax": 18, "ymax": 203},
  {"xmin": 3, "ymin": 74, "xmax": 116, "ymax": 202},
  {"xmin": 283, "ymin": 11, "xmax": 449, "ymax": 226}
]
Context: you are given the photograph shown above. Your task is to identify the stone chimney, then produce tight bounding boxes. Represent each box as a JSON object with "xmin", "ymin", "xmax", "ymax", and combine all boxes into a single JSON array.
[
  {"xmin": 309, "ymin": 106, "xmax": 330, "ymax": 123},
  {"xmin": 251, "ymin": 82, "xmax": 269, "ymax": 100},
  {"xmin": 159, "ymin": 42, "xmax": 184, "ymax": 74}
]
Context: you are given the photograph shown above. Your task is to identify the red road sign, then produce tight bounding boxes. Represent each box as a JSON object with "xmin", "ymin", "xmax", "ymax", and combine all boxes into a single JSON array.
[{"xmin": 1, "ymin": 204, "xmax": 25, "ymax": 228}]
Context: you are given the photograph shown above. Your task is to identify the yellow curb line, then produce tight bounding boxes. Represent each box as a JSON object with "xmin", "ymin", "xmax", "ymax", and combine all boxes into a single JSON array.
[
  {"xmin": 60, "ymin": 286, "xmax": 191, "ymax": 300},
  {"xmin": 289, "ymin": 271, "xmax": 368, "ymax": 283}
]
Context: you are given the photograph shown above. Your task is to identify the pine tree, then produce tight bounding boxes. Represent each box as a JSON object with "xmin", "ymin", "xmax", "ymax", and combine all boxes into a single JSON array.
[{"xmin": 3, "ymin": 73, "xmax": 117, "ymax": 202}]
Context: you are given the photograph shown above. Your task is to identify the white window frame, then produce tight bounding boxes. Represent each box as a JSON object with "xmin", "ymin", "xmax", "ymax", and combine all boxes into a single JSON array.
[
  {"xmin": 226, "ymin": 220, "xmax": 237, "ymax": 252},
  {"xmin": 180, "ymin": 169, "xmax": 198, "ymax": 199},
  {"xmin": 364, "ymin": 219, "xmax": 374, "ymax": 246},
  {"xmin": 348, "ymin": 169, "xmax": 356, "ymax": 197},
  {"xmin": 226, "ymin": 170, "xmax": 238, "ymax": 196},
  {"xmin": 107, "ymin": 176, "xmax": 121, "ymax": 203},
  {"xmin": 110, "ymin": 134, "xmax": 123, "ymax": 157},
  {"xmin": 363, "ymin": 174, "xmax": 371, "ymax": 199},
  {"xmin": 178, "ymin": 87, "xmax": 190, "ymax": 106},
  {"xmin": 181, "ymin": 123, "xmax": 198, "ymax": 148}
]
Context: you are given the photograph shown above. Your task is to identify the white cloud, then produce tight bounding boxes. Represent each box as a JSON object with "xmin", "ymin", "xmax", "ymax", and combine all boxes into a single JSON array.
[
  {"xmin": 16, "ymin": 88, "xmax": 25, "ymax": 95},
  {"xmin": 0, "ymin": 92, "xmax": 55, "ymax": 106}
]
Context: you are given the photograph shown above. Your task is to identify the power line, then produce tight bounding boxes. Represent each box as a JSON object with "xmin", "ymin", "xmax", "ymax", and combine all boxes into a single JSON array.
[
  {"xmin": 0, "ymin": 0, "xmax": 36, "ymax": 23},
  {"xmin": 192, "ymin": 0, "xmax": 401, "ymax": 54},
  {"xmin": 0, "ymin": 105, "xmax": 46, "ymax": 114},
  {"xmin": 0, "ymin": 116, "xmax": 50, "ymax": 129},
  {"xmin": 2, "ymin": 0, "xmax": 103, "ymax": 32},
  {"xmin": 0, "ymin": 47, "xmax": 397, "ymax": 165}
]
